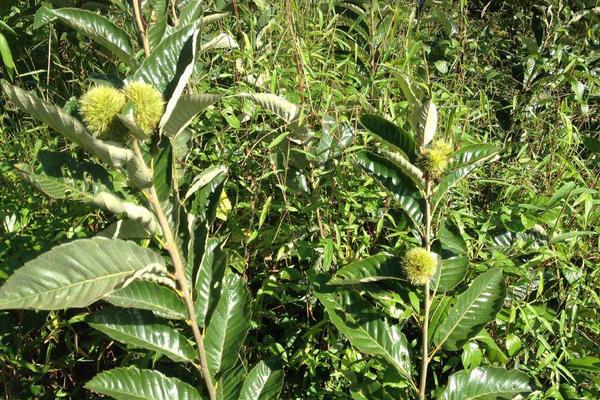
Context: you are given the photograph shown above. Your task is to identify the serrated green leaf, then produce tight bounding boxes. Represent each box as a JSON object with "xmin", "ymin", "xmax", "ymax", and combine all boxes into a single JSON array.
[
  {"xmin": 360, "ymin": 114, "xmax": 417, "ymax": 160},
  {"xmin": 132, "ymin": 23, "xmax": 198, "ymax": 96},
  {"xmin": 313, "ymin": 277, "xmax": 412, "ymax": 382},
  {"xmin": 432, "ymin": 145, "xmax": 498, "ymax": 213},
  {"xmin": 433, "ymin": 268, "xmax": 506, "ymax": 351},
  {"xmin": 105, "ymin": 281, "xmax": 187, "ymax": 320},
  {"xmin": 356, "ymin": 150, "xmax": 424, "ymax": 227},
  {"xmin": 194, "ymin": 238, "xmax": 227, "ymax": 327},
  {"xmin": 217, "ymin": 364, "xmax": 245, "ymax": 400},
  {"xmin": 85, "ymin": 367, "xmax": 203, "ymax": 400},
  {"xmin": 237, "ymin": 360, "xmax": 284, "ymax": 400},
  {"xmin": 162, "ymin": 93, "xmax": 222, "ymax": 137},
  {"xmin": 414, "ymin": 100, "xmax": 437, "ymax": 148},
  {"xmin": 205, "ymin": 274, "xmax": 251, "ymax": 378},
  {"xmin": 89, "ymin": 307, "xmax": 196, "ymax": 363},
  {"xmin": 36, "ymin": 7, "xmax": 136, "ymax": 67},
  {"xmin": 241, "ymin": 93, "xmax": 300, "ymax": 123},
  {"xmin": 381, "ymin": 148, "xmax": 425, "ymax": 189},
  {"xmin": 439, "ymin": 366, "xmax": 532, "ymax": 400},
  {"xmin": 430, "ymin": 256, "xmax": 469, "ymax": 294},
  {"xmin": 1, "ymin": 81, "xmax": 152, "ymax": 188},
  {"xmin": 0, "ymin": 238, "xmax": 164, "ymax": 310},
  {"xmin": 329, "ymin": 253, "xmax": 403, "ymax": 285}
]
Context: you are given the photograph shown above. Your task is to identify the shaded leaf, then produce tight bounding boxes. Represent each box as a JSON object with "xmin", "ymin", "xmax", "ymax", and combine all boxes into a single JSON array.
[
  {"xmin": 105, "ymin": 280, "xmax": 187, "ymax": 320},
  {"xmin": 237, "ymin": 360, "xmax": 284, "ymax": 400},
  {"xmin": 329, "ymin": 253, "xmax": 403, "ymax": 285},
  {"xmin": 89, "ymin": 307, "xmax": 196, "ymax": 363},
  {"xmin": 360, "ymin": 114, "xmax": 417, "ymax": 160}
]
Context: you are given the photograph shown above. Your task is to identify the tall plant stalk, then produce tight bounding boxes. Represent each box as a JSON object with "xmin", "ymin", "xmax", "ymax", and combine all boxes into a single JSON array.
[
  {"xmin": 419, "ymin": 178, "xmax": 433, "ymax": 400},
  {"xmin": 129, "ymin": 4, "xmax": 217, "ymax": 398},
  {"xmin": 132, "ymin": 141, "xmax": 218, "ymax": 400}
]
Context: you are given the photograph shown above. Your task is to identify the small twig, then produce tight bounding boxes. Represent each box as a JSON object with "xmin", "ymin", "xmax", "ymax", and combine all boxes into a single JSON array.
[{"xmin": 132, "ymin": 0, "xmax": 150, "ymax": 57}]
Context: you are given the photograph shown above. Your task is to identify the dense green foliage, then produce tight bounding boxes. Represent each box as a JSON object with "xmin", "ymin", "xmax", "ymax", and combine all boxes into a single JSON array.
[{"xmin": 1, "ymin": 0, "xmax": 599, "ymax": 399}]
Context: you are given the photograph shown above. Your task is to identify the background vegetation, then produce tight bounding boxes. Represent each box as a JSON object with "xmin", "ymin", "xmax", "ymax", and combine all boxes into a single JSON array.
[{"xmin": 1, "ymin": 0, "xmax": 599, "ymax": 398}]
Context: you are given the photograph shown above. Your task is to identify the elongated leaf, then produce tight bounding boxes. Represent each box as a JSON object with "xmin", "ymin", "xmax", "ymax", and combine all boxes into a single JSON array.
[
  {"xmin": 582, "ymin": 135, "xmax": 600, "ymax": 153},
  {"xmin": 242, "ymin": 93, "xmax": 300, "ymax": 123},
  {"xmin": 0, "ymin": 32, "xmax": 14, "ymax": 79},
  {"xmin": 194, "ymin": 238, "xmax": 227, "ymax": 327},
  {"xmin": 105, "ymin": 281, "xmax": 187, "ymax": 320},
  {"xmin": 99, "ymin": 219, "xmax": 153, "ymax": 239},
  {"xmin": 185, "ymin": 165, "xmax": 228, "ymax": 202},
  {"xmin": 430, "ymin": 256, "xmax": 469, "ymax": 294},
  {"xmin": 36, "ymin": 7, "xmax": 136, "ymax": 67},
  {"xmin": 313, "ymin": 277, "xmax": 412, "ymax": 381},
  {"xmin": 200, "ymin": 32, "xmax": 238, "ymax": 52},
  {"xmin": 205, "ymin": 274, "xmax": 251, "ymax": 378},
  {"xmin": 382, "ymin": 149, "xmax": 425, "ymax": 189},
  {"xmin": 85, "ymin": 367, "xmax": 203, "ymax": 400},
  {"xmin": 329, "ymin": 253, "xmax": 403, "ymax": 285},
  {"xmin": 237, "ymin": 360, "xmax": 284, "ymax": 400},
  {"xmin": 217, "ymin": 364, "xmax": 245, "ymax": 400},
  {"xmin": 433, "ymin": 268, "xmax": 506, "ymax": 351},
  {"xmin": 179, "ymin": 1, "xmax": 204, "ymax": 27},
  {"xmin": 356, "ymin": 150, "xmax": 424, "ymax": 226},
  {"xmin": 431, "ymin": 145, "xmax": 498, "ymax": 213},
  {"xmin": 1, "ymin": 81, "xmax": 152, "ymax": 188},
  {"xmin": 145, "ymin": 0, "xmax": 168, "ymax": 49},
  {"xmin": 360, "ymin": 114, "xmax": 417, "ymax": 160},
  {"xmin": 133, "ymin": 23, "xmax": 198, "ymax": 96},
  {"xmin": 89, "ymin": 307, "xmax": 196, "ymax": 363},
  {"xmin": 16, "ymin": 163, "xmax": 158, "ymax": 233},
  {"xmin": 0, "ymin": 237, "xmax": 164, "ymax": 310},
  {"xmin": 439, "ymin": 366, "xmax": 532, "ymax": 400},
  {"xmin": 162, "ymin": 93, "xmax": 222, "ymax": 137},
  {"xmin": 159, "ymin": 25, "xmax": 201, "ymax": 131},
  {"xmin": 414, "ymin": 99, "xmax": 437, "ymax": 148},
  {"xmin": 446, "ymin": 144, "xmax": 499, "ymax": 172}
]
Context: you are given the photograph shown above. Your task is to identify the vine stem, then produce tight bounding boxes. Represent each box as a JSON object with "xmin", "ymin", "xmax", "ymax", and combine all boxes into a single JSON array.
[
  {"xmin": 132, "ymin": 140, "xmax": 217, "ymax": 400},
  {"xmin": 419, "ymin": 178, "xmax": 432, "ymax": 400}
]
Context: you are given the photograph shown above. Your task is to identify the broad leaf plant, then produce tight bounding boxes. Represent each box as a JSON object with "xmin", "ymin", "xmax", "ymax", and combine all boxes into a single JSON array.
[
  {"xmin": 0, "ymin": 2, "xmax": 282, "ymax": 400},
  {"xmin": 313, "ymin": 84, "xmax": 535, "ymax": 399}
]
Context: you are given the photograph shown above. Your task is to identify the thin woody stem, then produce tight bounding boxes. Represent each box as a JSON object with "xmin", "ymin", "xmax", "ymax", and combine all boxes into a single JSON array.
[
  {"xmin": 419, "ymin": 178, "xmax": 433, "ymax": 400},
  {"xmin": 132, "ymin": 0, "xmax": 150, "ymax": 57},
  {"xmin": 132, "ymin": 140, "xmax": 217, "ymax": 400}
]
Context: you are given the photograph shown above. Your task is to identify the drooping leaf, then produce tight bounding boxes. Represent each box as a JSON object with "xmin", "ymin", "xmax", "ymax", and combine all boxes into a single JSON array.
[
  {"xmin": 178, "ymin": 1, "xmax": 204, "ymax": 27},
  {"xmin": 132, "ymin": 23, "xmax": 198, "ymax": 96},
  {"xmin": 237, "ymin": 360, "xmax": 284, "ymax": 400},
  {"xmin": 16, "ymin": 163, "xmax": 158, "ymax": 234},
  {"xmin": 89, "ymin": 307, "xmax": 196, "ymax": 363},
  {"xmin": 200, "ymin": 32, "xmax": 239, "ymax": 52},
  {"xmin": 1, "ymin": 81, "xmax": 152, "ymax": 188},
  {"xmin": 329, "ymin": 253, "xmax": 403, "ymax": 285},
  {"xmin": 34, "ymin": 7, "xmax": 137, "ymax": 67},
  {"xmin": 242, "ymin": 93, "xmax": 300, "ymax": 124},
  {"xmin": 360, "ymin": 114, "xmax": 417, "ymax": 160},
  {"xmin": 446, "ymin": 144, "xmax": 499, "ymax": 172},
  {"xmin": 0, "ymin": 237, "xmax": 164, "ymax": 310},
  {"xmin": 356, "ymin": 150, "xmax": 424, "ymax": 227},
  {"xmin": 430, "ymin": 256, "xmax": 469, "ymax": 294},
  {"xmin": 205, "ymin": 274, "xmax": 251, "ymax": 378},
  {"xmin": 162, "ymin": 93, "xmax": 222, "ymax": 137},
  {"xmin": 185, "ymin": 165, "xmax": 228, "ymax": 202},
  {"xmin": 433, "ymin": 268, "xmax": 506, "ymax": 351},
  {"xmin": 105, "ymin": 281, "xmax": 187, "ymax": 320},
  {"xmin": 381, "ymin": 149, "xmax": 425, "ymax": 189},
  {"xmin": 313, "ymin": 277, "xmax": 412, "ymax": 382},
  {"xmin": 85, "ymin": 367, "xmax": 203, "ymax": 400},
  {"xmin": 99, "ymin": 219, "xmax": 154, "ymax": 239},
  {"xmin": 439, "ymin": 366, "xmax": 532, "ymax": 400}
]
